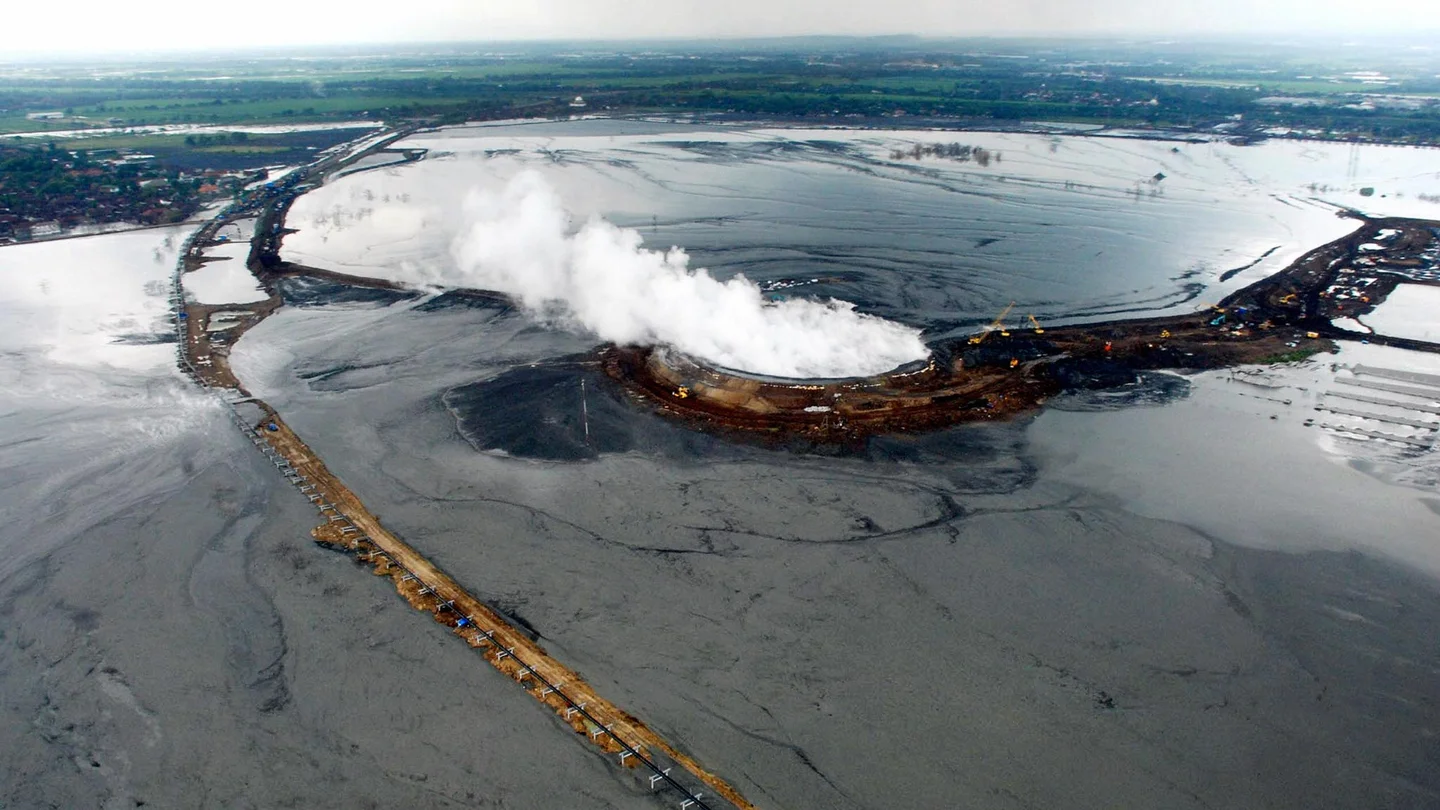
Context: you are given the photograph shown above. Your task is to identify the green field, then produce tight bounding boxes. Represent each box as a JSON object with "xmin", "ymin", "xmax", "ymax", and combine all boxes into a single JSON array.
[
  {"xmin": 1, "ymin": 42, "xmax": 1437, "ymax": 143},
  {"xmin": 194, "ymin": 144, "xmax": 290, "ymax": 154},
  {"xmin": 1143, "ymin": 76, "xmax": 1440, "ymax": 96}
]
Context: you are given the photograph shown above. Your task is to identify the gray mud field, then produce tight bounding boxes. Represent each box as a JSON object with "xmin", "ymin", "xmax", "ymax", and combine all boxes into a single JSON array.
[
  {"xmin": 4, "ymin": 126, "xmax": 1440, "ymax": 809},
  {"xmin": 44, "ymin": 287, "xmax": 1409, "ymax": 810},
  {"xmin": 0, "ymin": 425, "xmax": 651, "ymax": 809}
]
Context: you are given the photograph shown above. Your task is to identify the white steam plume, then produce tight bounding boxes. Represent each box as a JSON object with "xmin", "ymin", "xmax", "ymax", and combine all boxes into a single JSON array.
[{"xmin": 449, "ymin": 172, "xmax": 928, "ymax": 379}]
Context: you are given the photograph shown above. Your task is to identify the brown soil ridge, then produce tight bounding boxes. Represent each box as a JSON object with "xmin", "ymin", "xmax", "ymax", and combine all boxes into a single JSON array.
[{"xmin": 263, "ymin": 413, "xmax": 754, "ymax": 810}]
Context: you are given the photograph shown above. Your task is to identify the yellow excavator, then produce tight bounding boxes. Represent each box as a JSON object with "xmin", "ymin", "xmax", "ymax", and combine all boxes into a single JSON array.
[
  {"xmin": 969, "ymin": 302, "xmax": 1016, "ymax": 344},
  {"xmin": 1028, "ymin": 314, "xmax": 1045, "ymax": 334}
]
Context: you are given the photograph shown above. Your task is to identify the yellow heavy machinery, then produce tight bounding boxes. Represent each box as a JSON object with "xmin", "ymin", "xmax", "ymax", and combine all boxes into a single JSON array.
[
  {"xmin": 1028, "ymin": 314, "xmax": 1045, "ymax": 334},
  {"xmin": 969, "ymin": 302, "xmax": 1016, "ymax": 344}
]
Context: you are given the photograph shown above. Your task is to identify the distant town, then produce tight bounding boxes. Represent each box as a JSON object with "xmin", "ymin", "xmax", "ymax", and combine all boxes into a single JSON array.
[
  {"xmin": 0, "ymin": 143, "xmax": 236, "ymax": 238},
  {"xmin": 0, "ymin": 128, "xmax": 371, "ymax": 240}
]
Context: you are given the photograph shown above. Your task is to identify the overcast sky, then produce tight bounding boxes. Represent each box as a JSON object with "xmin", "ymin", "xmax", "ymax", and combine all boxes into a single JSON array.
[{"xmin": 7, "ymin": 0, "xmax": 1438, "ymax": 55}]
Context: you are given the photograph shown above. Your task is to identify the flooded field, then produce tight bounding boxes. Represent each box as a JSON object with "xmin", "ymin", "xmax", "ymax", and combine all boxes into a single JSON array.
[
  {"xmin": 0, "ymin": 227, "xmax": 219, "ymax": 580},
  {"xmin": 185, "ymin": 242, "xmax": 268, "ymax": 304},
  {"xmin": 284, "ymin": 122, "xmax": 1440, "ymax": 339},
  {"xmin": 0, "ymin": 226, "xmax": 647, "ymax": 807},
  {"xmin": 1367, "ymin": 283, "xmax": 1440, "ymax": 341}
]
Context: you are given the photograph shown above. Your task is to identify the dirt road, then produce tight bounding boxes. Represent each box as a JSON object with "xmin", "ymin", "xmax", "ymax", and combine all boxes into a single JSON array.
[{"xmin": 175, "ymin": 129, "xmax": 758, "ymax": 810}]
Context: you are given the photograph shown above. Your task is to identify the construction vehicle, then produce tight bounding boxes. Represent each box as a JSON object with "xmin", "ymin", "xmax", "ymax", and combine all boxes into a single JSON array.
[
  {"xmin": 1028, "ymin": 314, "xmax": 1045, "ymax": 334},
  {"xmin": 675, "ymin": 386, "xmax": 690, "ymax": 399},
  {"xmin": 1159, "ymin": 329, "xmax": 1172, "ymax": 339},
  {"xmin": 1305, "ymin": 331, "xmax": 1320, "ymax": 339},
  {"xmin": 969, "ymin": 302, "xmax": 1016, "ymax": 345}
]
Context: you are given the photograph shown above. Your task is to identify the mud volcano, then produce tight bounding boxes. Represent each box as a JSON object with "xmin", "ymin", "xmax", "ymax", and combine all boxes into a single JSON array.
[
  {"xmin": 595, "ymin": 214, "xmax": 1440, "ymax": 445},
  {"xmin": 602, "ymin": 343, "xmax": 1059, "ymax": 442}
]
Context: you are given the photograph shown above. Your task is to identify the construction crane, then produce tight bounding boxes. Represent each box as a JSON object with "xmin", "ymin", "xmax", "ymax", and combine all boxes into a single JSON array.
[
  {"xmin": 969, "ymin": 301, "xmax": 1016, "ymax": 345},
  {"xmin": 1028, "ymin": 314, "xmax": 1045, "ymax": 334}
]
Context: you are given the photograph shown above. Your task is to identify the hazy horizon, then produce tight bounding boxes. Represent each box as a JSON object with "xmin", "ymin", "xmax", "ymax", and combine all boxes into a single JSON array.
[
  {"xmin": 5, "ymin": 34, "xmax": 1440, "ymax": 66},
  {"xmin": 5, "ymin": 0, "xmax": 1439, "ymax": 57}
]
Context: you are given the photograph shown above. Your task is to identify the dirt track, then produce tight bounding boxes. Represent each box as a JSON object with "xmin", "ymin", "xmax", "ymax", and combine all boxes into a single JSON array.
[
  {"xmin": 249, "ymin": 412, "xmax": 754, "ymax": 810},
  {"xmin": 176, "ymin": 130, "xmax": 756, "ymax": 810}
]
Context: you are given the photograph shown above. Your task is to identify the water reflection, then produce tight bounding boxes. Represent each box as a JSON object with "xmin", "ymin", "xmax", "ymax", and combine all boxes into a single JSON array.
[{"xmin": 283, "ymin": 125, "xmax": 1440, "ymax": 342}]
